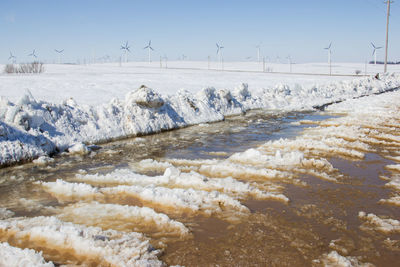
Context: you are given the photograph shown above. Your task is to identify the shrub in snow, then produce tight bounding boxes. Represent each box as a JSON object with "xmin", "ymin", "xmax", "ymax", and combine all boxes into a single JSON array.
[
  {"xmin": 3, "ymin": 62, "xmax": 45, "ymax": 74},
  {"xmin": 274, "ymin": 83, "xmax": 291, "ymax": 96},
  {"xmin": 232, "ymin": 83, "xmax": 251, "ymax": 101},
  {"xmin": 126, "ymin": 85, "xmax": 165, "ymax": 108}
]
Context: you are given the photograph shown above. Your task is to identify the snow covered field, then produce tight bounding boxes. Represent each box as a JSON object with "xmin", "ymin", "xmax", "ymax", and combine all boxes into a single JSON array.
[
  {"xmin": 0, "ymin": 62, "xmax": 399, "ymax": 166},
  {"xmin": 1, "ymin": 62, "xmax": 398, "ymax": 106}
]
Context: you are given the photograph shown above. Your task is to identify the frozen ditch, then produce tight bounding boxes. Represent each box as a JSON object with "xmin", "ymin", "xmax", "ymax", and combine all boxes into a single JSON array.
[{"xmin": 0, "ymin": 89, "xmax": 400, "ymax": 265}]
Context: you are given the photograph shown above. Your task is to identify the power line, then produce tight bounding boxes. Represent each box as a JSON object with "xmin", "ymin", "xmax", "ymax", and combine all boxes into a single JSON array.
[{"xmin": 384, "ymin": 0, "xmax": 393, "ymax": 73}]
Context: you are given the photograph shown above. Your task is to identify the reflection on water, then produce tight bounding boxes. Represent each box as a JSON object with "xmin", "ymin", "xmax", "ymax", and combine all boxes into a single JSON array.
[{"xmin": 0, "ymin": 109, "xmax": 399, "ymax": 266}]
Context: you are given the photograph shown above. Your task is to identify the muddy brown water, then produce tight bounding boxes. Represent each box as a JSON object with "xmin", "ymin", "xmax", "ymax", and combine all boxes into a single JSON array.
[{"xmin": 0, "ymin": 109, "xmax": 399, "ymax": 266}]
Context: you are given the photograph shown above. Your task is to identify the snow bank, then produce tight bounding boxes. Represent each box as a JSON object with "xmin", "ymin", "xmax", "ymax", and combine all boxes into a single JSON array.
[
  {"xmin": 0, "ymin": 242, "xmax": 54, "ymax": 267},
  {"xmin": 0, "ymin": 216, "xmax": 163, "ymax": 266},
  {"xmin": 1, "ymin": 73, "xmax": 399, "ymax": 166}
]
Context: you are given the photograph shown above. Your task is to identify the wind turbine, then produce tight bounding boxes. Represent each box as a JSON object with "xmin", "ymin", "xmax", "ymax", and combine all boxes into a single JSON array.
[
  {"xmin": 182, "ymin": 54, "xmax": 187, "ymax": 61},
  {"xmin": 324, "ymin": 42, "xmax": 332, "ymax": 65},
  {"xmin": 256, "ymin": 43, "xmax": 261, "ymax": 62},
  {"xmin": 371, "ymin": 42, "xmax": 382, "ymax": 65},
  {"xmin": 54, "ymin": 49, "xmax": 64, "ymax": 64},
  {"xmin": 28, "ymin": 49, "xmax": 37, "ymax": 59},
  {"xmin": 216, "ymin": 43, "xmax": 224, "ymax": 69},
  {"xmin": 120, "ymin": 41, "xmax": 131, "ymax": 63},
  {"xmin": 324, "ymin": 42, "xmax": 332, "ymax": 75},
  {"xmin": 143, "ymin": 40, "xmax": 154, "ymax": 63},
  {"xmin": 8, "ymin": 52, "xmax": 16, "ymax": 63},
  {"xmin": 286, "ymin": 55, "xmax": 293, "ymax": 73}
]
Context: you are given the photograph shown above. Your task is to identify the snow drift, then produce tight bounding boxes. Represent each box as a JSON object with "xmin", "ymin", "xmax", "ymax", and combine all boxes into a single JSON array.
[{"xmin": 0, "ymin": 73, "xmax": 399, "ymax": 166}]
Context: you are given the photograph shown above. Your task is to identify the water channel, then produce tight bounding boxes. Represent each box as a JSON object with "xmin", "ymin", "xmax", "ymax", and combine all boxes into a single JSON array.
[{"xmin": 0, "ymin": 109, "xmax": 399, "ymax": 266}]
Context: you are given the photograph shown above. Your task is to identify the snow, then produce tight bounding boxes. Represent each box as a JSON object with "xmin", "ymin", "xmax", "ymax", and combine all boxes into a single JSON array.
[
  {"xmin": 57, "ymin": 202, "xmax": 190, "ymax": 237},
  {"xmin": 2, "ymin": 62, "xmax": 394, "ymax": 106},
  {"xmin": 1, "ymin": 62, "xmax": 400, "ymax": 265},
  {"xmin": 315, "ymin": 250, "xmax": 374, "ymax": 267},
  {"xmin": 0, "ymin": 62, "xmax": 399, "ymax": 166},
  {"xmin": 358, "ymin": 211, "xmax": 400, "ymax": 234},
  {"xmin": 40, "ymin": 179, "xmax": 250, "ymax": 219},
  {"xmin": 0, "ymin": 207, "xmax": 14, "ymax": 220},
  {"xmin": 39, "ymin": 179, "xmax": 102, "ymax": 203},
  {"xmin": 0, "ymin": 216, "xmax": 163, "ymax": 266},
  {"xmin": 0, "ymin": 242, "xmax": 54, "ymax": 267},
  {"xmin": 74, "ymin": 166, "xmax": 284, "ymax": 201}
]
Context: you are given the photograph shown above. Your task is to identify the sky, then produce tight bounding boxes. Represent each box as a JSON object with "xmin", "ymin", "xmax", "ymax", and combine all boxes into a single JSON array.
[{"xmin": 0, "ymin": 0, "xmax": 399, "ymax": 64}]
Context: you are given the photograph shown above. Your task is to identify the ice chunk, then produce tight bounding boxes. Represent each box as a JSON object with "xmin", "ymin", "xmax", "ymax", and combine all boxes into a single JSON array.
[
  {"xmin": 0, "ymin": 242, "xmax": 54, "ymax": 267},
  {"xmin": 358, "ymin": 211, "xmax": 400, "ymax": 233},
  {"xmin": 58, "ymin": 202, "xmax": 190, "ymax": 237},
  {"xmin": 0, "ymin": 216, "xmax": 163, "ymax": 266}
]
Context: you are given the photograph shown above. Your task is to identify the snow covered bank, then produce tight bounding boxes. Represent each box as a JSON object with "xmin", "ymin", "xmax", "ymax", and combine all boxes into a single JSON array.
[{"xmin": 0, "ymin": 72, "xmax": 399, "ymax": 166}]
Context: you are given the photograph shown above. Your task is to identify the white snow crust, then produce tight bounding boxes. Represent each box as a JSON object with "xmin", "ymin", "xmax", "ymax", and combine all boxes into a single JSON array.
[
  {"xmin": 0, "ymin": 207, "xmax": 14, "ymax": 220},
  {"xmin": 57, "ymin": 202, "xmax": 189, "ymax": 237},
  {"xmin": 0, "ymin": 242, "xmax": 54, "ymax": 267},
  {"xmin": 316, "ymin": 250, "xmax": 374, "ymax": 267},
  {"xmin": 40, "ymin": 179, "xmax": 249, "ymax": 218},
  {"xmin": 358, "ymin": 211, "xmax": 400, "ymax": 234},
  {"xmin": 74, "ymin": 166, "xmax": 282, "ymax": 201},
  {"xmin": 0, "ymin": 216, "xmax": 163, "ymax": 266}
]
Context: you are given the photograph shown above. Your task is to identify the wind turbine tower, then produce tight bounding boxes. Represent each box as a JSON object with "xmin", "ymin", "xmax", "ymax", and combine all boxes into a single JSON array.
[
  {"xmin": 28, "ymin": 49, "xmax": 37, "ymax": 60},
  {"xmin": 371, "ymin": 42, "xmax": 382, "ymax": 65},
  {"xmin": 8, "ymin": 52, "xmax": 16, "ymax": 63},
  {"xmin": 256, "ymin": 43, "xmax": 261, "ymax": 62},
  {"xmin": 324, "ymin": 43, "xmax": 332, "ymax": 75},
  {"xmin": 120, "ymin": 41, "xmax": 131, "ymax": 63},
  {"xmin": 287, "ymin": 55, "xmax": 293, "ymax": 73},
  {"xmin": 55, "ymin": 49, "xmax": 64, "ymax": 64},
  {"xmin": 144, "ymin": 40, "xmax": 154, "ymax": 63},
  {"xmin": 216, "ymin": 43, "xmax": 224, "ymax": 70},
  {"xmin": 324, "ymin": 42, "xmax": 332, "ymax": 65}
]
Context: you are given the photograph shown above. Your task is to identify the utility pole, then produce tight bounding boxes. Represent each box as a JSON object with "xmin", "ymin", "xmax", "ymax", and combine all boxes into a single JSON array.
[{"xmin": 384, "ymin": 1, "xmax": 393, "ymax": 73}]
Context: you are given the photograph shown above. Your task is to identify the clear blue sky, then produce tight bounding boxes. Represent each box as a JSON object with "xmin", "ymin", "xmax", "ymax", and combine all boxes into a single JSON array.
[{"xmin": 0, "ymin": 0, "xmax": 399, "ymax": 63}]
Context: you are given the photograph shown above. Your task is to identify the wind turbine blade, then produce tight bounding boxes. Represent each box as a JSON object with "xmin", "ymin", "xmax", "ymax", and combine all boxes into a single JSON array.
[
  {"xmin": 150, "ymin": 47, "xmax": 154, "ymax": 51},
  {"xmin": 372, "ymin": 50, "xmax": 376, "ymax": 56},
  {"xmin": 377, "ymin": 47, "xmax": 382, "ymax": 49}
]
